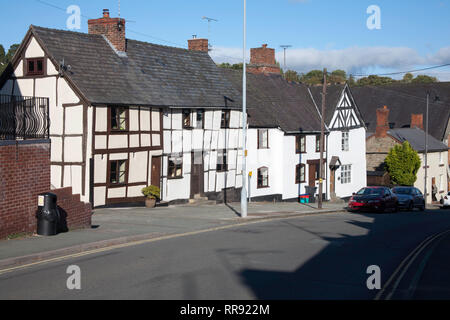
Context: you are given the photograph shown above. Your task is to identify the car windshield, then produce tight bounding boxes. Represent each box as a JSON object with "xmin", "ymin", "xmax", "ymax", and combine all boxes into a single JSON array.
[
  {"xmin": 356, "ymin": 188, "xmax": 384, "ymax": 196},
  {"xmin": 392, "ymin": 188, "xmax": 412, "ymax": 195}
]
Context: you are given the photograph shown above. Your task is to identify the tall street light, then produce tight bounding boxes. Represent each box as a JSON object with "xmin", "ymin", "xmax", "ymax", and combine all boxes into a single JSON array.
[{"xmin": 241, "ymin": 0, "xmax": 248, "ymax": 218}]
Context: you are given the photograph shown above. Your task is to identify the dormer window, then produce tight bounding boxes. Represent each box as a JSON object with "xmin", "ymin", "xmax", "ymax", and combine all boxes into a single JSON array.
[{"xmin": 26, "ymin": 58, "xmax": 45, "ymax": 76}]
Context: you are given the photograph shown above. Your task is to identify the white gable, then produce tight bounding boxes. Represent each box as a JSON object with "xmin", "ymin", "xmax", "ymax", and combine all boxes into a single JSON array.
[{"xmin": 329, "ymin": 88, "xmax": 363, "ymax": 131}]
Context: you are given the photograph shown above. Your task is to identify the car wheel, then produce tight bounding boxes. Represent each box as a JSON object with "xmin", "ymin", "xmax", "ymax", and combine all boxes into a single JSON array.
[
  {"xmin": 408, "ymin": 201, "xmax": 414, "ymax": 212},
  {"xmin": 420, "ymin": 203, "xmax": 425, "ymax": 211}
]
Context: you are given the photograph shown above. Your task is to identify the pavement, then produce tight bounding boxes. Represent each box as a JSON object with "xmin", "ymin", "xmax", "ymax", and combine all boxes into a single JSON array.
[{"xmin": 0, "ymin": 201, "xmax": 346, "ymax": 270}]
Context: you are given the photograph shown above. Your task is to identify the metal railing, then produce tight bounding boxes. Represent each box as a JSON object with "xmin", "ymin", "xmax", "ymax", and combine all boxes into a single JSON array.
[{"xmin": 0, "ymin": 95, "xmax": 50, "ymax": 140}]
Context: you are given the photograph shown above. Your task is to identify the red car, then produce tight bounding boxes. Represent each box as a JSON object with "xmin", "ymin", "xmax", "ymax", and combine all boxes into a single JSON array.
[{"xmin": 348, "ymin": 187, "xmax": 398, "ymax": 213}]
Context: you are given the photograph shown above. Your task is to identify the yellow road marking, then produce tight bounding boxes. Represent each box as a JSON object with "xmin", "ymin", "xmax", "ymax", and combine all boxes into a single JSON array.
[{"xmin": 375, "ymin": 229, "xmax": 450, "ymax": 300}]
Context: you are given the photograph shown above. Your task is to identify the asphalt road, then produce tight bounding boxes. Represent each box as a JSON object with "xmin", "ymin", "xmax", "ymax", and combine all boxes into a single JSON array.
[{"xmin": 1, "ymin": 208, "xmax": 450, "ymax": 300}]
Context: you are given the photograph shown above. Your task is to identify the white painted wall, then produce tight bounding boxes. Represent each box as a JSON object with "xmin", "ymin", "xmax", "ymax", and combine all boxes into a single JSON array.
[
  {"xmin": 162, "ymin": 109, "xmax": 243, "ymax": 202},
  {"xmin": 416, "ymin": 151, "xmax": 449, "ymax": 203},
  {"xmin": 327, "ymin": 127, "xmax": 367, "ymax": 198}
]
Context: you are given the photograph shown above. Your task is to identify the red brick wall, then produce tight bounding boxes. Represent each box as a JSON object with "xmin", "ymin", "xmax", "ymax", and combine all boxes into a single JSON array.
[
  {"xmin": 248, "ymin": 44, "xmax": 281, "ymax": 75},
  {"xmin": 53, "ymin": 188, "xmax": 91, "ymax": 230},
  {"xmin": 188, "ymin": 38, "xmax": 209, "ymax": 52},
  {"xmin": 0, "ymin": 141, "xmax": 91, "ymax": 239},
  {"xmin": 88, "ymin": 15, "xmax": 126, "ymax": 52}
]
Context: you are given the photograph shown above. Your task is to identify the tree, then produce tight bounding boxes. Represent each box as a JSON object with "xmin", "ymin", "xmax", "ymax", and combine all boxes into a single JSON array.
[
  {"xmin": 412, "ymin": 75, "xmax": 438, "ymax": 84},
  {"xmin": 329, "ymin": 70, "xmax": 347, "ymax": 84},
  {"xmin": 356, "ymin": 75, "xmax": 396, "ymax": 86},
  {"xmin": 284, "ymin": 70, "xmax": 300, "ymax": 82},
  {"xmin": 385, "ymin": 141, "xmax": 421, "ymax": 186},
  {"xmin": 217, "ymin": 62, "xmax": 243, "ymax": 70},
  {"xmin": 0, "ymin": 44, "xmax": 19, "ymax": 74},
  {"xmin": 300, "ymin": 70, "xmax": 324, "ymax": 85},
  {"xmin": 402, "ymin": 73, "xmax": 414, "ymax": 83}
]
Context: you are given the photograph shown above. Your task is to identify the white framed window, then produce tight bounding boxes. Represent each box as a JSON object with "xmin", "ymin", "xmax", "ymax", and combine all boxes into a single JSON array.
[
  {"xmin": 258, "ymin": 129, "xmax": 269, "ymax": 149},
  {"xmin": 341, "ymin": 165, "xmax": 352, "ymax": 184},
  {"xmin": 258, "ymin": 167, "xmax": 269, "ymax": 188},
  {"xmin": 342, "ymin": 132, "xmax": 349, "ymax": 151},
  {"xmin": 440, "ymin": 174, "xmax": 444, "ymax": 191},
  {"xmin": 439, "ymin": 152, "xmax": 444, "ymax": 165}
]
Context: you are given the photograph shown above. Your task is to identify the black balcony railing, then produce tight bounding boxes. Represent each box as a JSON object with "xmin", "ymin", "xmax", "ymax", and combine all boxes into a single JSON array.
[{"xmin": 0, "ymin": 95, "xmax": 50, "ymax": 140}]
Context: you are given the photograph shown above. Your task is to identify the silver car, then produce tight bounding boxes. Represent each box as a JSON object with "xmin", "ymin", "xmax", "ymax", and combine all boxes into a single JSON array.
[{"xmin": 391, "ymin": 187, "xmax": 425, "ymax": 211}]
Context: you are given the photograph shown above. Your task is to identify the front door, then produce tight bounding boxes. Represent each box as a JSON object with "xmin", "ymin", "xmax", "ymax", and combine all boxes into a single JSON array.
[
  {"xmin": 190, "ymin": 152, "xmax": 204, "ymax": 198},
  {"xmin": 151, "ymin": 156, "xmax": 161, "ymax": 188},
  {"xmin": 307, "ymin": 160, "xmax": 320, "ymax": 188},
  {"xmin": 330, "ymin": 169, "xmax": 336, "ymax": 195}
]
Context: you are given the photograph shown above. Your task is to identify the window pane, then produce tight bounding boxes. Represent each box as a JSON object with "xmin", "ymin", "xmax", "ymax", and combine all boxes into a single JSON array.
[
  {"xmin": 37, "ymin": 60, "xmax": 43, "ymax": 72},
  {"xmin": 28, "ymin": 61, "xmax": 35, "ymax": 73},
  {"xmin": 196, "ymin": 110, "xmax": 204, "ymax": 129}
]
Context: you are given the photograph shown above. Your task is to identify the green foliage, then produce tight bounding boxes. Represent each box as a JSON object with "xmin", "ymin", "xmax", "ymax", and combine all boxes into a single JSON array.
[
  {"xmin": 356, "ymin": 75, "xmax": 396, "ymax": 86},
  {"xmin": 0, "ymin": 43, "xmax": 19, "ymax": 74},
  {"xmin": 300, "ymin": 70, "xmax": 324, "ymax": 85},
  {"xmin": 385, "ymin": 141, "xmax": 421, "ymax": 186},
  {"xmin": 283, "ymin": 69, "xmax": 301, "ymax": 82},
  {"xmin": 217, "ymin": 62, "xmax": 244, "ymax": 70},
  {"xmin": 329, "ymin": 70, "xmax": 347, "ymax": 84},
  {"xmin": 402, "ymin": 72, "xmax": 414, "ymax": 83},
  {"xmin": 412, "ymin": 75, "xmax": 438, "ymax": 84},
  {"xmin": 141, "ymin": 185, "xmax": 161, "ymax": 200}
]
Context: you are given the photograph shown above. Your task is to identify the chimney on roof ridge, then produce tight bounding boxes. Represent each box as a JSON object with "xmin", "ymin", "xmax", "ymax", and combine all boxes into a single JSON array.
[
  {"xmin": 411, "ymin": 114, "xmax": 424, "ymax": 130},
  {"xmin": 188, "ymin": 36, "xmax": 209, "ymax": 52},
  {"xmin": 248, "ymin": 44, "xmax": 280, "ymax": 75},
  {"xmin": 375, "ymin": 105, "xmax": 390, "ymax": 138},
  {"xmin": 88, "ymin": 9, "xmax": 126, "ymax": 52}
]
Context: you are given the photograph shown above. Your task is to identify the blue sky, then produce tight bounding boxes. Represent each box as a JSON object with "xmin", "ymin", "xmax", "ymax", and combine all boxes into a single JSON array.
[{"xmin": 1, "ymin": 0, "xmax": 450, "ymax": 79}]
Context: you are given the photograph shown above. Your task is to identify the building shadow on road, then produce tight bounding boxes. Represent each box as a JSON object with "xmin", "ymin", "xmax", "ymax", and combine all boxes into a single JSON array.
[{"xmin": 233, "ymin": 208, "xmax": 450, "ymax": 300}]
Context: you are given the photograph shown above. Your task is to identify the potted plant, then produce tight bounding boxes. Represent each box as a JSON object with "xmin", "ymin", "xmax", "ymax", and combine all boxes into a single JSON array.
[{"xmin": 141, "ymin": 185, "xmax": 160, "ymax": 208}]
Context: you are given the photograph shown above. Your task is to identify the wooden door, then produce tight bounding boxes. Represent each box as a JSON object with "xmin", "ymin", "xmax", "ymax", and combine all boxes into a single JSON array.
[
  {"xmin": 330, "ymin": 169, "xmax": 336, "ymax": 195},
  {"xmin": 308, "ymin": 163, "xmax": 316, "ymax": 187},
  {"xmin": 191, "ymin": 152, "xmax": 204, "ymax": 198},
  {"xmin": 151, "ymin": 156, "xmax": 161, "ymax": 188}
]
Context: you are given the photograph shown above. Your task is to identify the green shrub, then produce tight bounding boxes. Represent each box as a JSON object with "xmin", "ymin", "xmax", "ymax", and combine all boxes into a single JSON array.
[
  {"xmin": 385, "ymin": 141, "xmax": 421, "ymax": 186},
  {"xmin": 142, "ymin": 185, "xmax": 160, "ymax": 200}
]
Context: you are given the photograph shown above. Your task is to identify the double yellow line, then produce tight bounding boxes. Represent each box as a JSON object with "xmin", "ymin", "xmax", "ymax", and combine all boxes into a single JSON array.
[{"xmin": 375, "ymin": 229, "xmax": 450, "ymax": 300}]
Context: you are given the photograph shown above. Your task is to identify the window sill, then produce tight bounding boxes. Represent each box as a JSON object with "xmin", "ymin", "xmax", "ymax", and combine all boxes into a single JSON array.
[
  {"xmin": 257, "ymin": 185, "xmax": 270, "ymax": 189},
  {"xmin": 167, "ymin": 176, "xmax": 184, "ymax": 180}
]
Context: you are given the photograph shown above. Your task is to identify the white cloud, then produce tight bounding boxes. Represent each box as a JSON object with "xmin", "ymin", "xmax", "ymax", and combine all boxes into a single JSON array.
[{"xmin": 209, "ymin": 45, "xmax": 450, "ymax": 80}]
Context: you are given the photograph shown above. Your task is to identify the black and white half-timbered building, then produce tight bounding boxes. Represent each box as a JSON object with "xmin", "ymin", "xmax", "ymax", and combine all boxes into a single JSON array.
[
  {"xmin": 310, "ymin": 84, "xmax": 367, "ymax": 199},
  {"xmin": 0, "ymin": 10, "xmax": 243, "ymax": 207}
]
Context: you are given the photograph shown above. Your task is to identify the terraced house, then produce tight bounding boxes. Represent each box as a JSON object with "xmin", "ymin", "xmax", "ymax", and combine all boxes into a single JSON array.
[
  {"xmin": 0, "ymin": 9, "xmax": 243, "ymax": 207},
  {"xmin": 224, "ymin": 44, "xmax": 367, "ymax": 202}
]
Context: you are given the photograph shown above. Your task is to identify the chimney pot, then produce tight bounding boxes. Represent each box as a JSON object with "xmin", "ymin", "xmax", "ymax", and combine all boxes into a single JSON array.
[{"xmin": 103, "ymin": 9, "xmax": 110, "ymax": 18}]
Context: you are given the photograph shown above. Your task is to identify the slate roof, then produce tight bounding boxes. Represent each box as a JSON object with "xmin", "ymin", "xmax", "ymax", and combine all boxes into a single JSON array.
[
  {"xmin": 308, "ymin": 85, "xmax": 347, "ymax": 125},
  {"xmin": 350, "ymin": 84, "xmax": 450, "ymax": 141},
  {"xmin": 386, "ymin": 127, "xmax": 448, "ymax": 153},
  {"xmin": 30, "ymin": 26, "xmax": 241, "ymax": 108},
  {"xmin": 222, "ymin": 69, "xmax": 323, "ymax": 133}
]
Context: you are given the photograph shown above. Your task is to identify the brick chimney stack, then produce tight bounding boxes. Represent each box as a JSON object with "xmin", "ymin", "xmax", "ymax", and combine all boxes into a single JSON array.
[
  {"xmin": 248, "ymin": 44, "xmax": 280, "ymax": 75},
  {"xmin": 88, "ymin": 9, "xmax": 126, "ymax": 52},
  {"xmin": 375, "ymin": 106, "xmax": 390, "ymax": 138},
  {"xmin": 411, "ymin": 114, "xmax": 424, "ymax": 130},
  {"xmin": 188, "ymin": 36, "xmax": 209, "ymax": 52}
]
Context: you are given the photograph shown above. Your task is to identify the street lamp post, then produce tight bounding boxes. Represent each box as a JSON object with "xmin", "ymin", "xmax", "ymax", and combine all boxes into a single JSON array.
[
  {"xmin": 424, "ymin": 92, "xmax": 429, "ymax": 205},
  {"xmin": 241, "ymin": 0, "xmax": 248, "ymax": 218}
]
